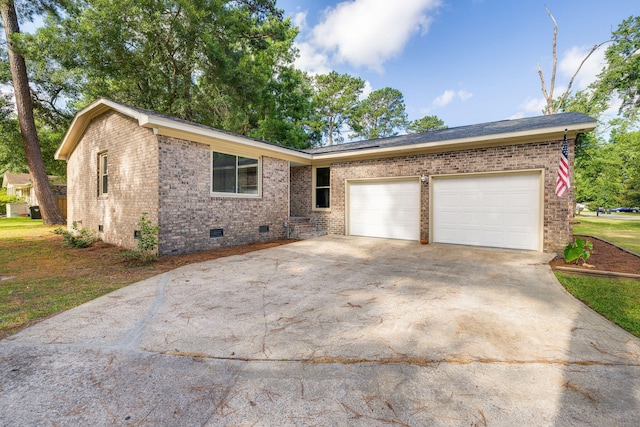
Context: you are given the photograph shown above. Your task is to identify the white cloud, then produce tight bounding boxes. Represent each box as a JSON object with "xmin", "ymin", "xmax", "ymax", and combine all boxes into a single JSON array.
[
  {"xmin": 293, "ymin": 11, "xmax": 308, "ymax": 31},
  {"xmin": 507, "ymin": 112, "xmax": 525, "ymax": 120},
  {"xmin": 361, "ymin": 80, "xmax": 373, "ymax": 100},
  {"xmin": 431, "ymin": 89, "xmax": 473, "ymax": 108},
  {"xmin": 432, "ymin": 90, "xmax": 455, "ymax": 107},
  {"xmin": 293, "ymin": 42, "xmax": 332, "ymax": 75},
  {"xmin": 519, "ymin": 97, "xmax": 547, "ymax": 113},
  {"xmin": 457, "ymin": 90, "xmax": 473, "ymax": 101},
  {"xmin": 306, "ymin": 0, "xmax": 441, "ymax": 72},
  {"xmin": 559, "ymin": 45, "xmax": 607, "ymax": 91}
]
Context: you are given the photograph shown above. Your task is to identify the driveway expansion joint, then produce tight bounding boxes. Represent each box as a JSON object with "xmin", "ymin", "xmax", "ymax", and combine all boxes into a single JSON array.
[{"xmin": 156, "ymin": 351, "xmax": 640, "ymax": 368}]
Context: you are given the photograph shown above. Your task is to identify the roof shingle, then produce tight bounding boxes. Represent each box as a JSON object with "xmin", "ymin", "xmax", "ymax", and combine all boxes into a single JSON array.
[{"xmin": 303, "ymin": 112, "xmax": 596, "ymax": 154}]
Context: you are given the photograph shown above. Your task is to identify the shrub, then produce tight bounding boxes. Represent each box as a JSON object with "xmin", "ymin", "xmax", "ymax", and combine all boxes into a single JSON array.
[
  {"xmin": 563, "ymin": 237, "xmax": 594, "ymax": 265},
  {"xmin": 122, "ymin": 213, "xmax": 160, "ymax": 263},
  {"xmin": 53, "ymin": 221, "xmax": 97, "ymax": 248}
]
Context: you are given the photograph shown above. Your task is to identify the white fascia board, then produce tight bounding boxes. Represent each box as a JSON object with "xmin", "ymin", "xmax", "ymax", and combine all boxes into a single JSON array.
[
  {"xmin": 55, "ymin": 99, "xmax": 149, "ymax": 160},
  {"xmin": 142, "ymin": 115, "xmax": 313, "ymax": 162}
]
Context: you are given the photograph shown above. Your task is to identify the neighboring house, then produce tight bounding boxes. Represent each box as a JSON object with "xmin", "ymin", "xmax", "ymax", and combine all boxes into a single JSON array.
[
  {"xmin": 1, "ymin": 172, "xmax": 67, "ymax": 217},
  {"xmin": 2, "ymin": 172, "xmax": 32, "ymax": 202},
  {"xmin": 54, "ymin": 98, "xmax": 596, "ymax": 255}
]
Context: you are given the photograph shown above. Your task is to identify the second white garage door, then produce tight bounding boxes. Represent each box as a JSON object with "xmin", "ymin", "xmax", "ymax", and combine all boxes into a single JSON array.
[
  {"xmin": 432, "ymin": 172, "xmax": 542, "ymax": 250},
  {"xmin": 348, "ymin": 179, "xmax": 420, "ymax": 241}
]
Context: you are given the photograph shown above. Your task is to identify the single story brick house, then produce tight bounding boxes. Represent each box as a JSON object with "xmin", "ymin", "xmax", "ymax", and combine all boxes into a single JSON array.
[{"xmin": 54, "ymin": 98, "xmax": 596, "ymax": 255}]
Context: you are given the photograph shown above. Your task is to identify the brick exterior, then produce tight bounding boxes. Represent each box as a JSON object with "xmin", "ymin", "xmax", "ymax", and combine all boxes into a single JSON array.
[
  {"xmin": 156, "ymin": 136, "xmax": 288, "ymax": 255},
  {"xmin": 67, "ymin": 109, "xmax": 574, "ymax": 255},
  {"xmin": 66, "ymin": 111, "xmax": 159, "ymax": 250},
  {"xmin": 291, "ymin": 139, "xmax": 575, "ymax": 253},
  {"xmin": 66, "ymin": 112, "xmax": 288, "ymax": 255}
]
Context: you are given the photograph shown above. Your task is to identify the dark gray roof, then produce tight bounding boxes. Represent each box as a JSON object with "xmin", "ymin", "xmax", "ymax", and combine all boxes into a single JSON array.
[{"xmin": 303, "ymin": 112, "xmax": 596, "ymax": 155}]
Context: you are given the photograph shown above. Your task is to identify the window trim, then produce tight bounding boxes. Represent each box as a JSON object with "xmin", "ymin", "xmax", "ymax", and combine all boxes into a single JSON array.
[
  {"xmin": 210, "ymin": 150, "xmax": 261, "ymax": 198},
  {"xmin": 312, "ymin": 166, "xmax": 331, "ymax": 211},
  {"xmin": 98, "ymin": 152, "xmax": 108, "ymax": 196}
]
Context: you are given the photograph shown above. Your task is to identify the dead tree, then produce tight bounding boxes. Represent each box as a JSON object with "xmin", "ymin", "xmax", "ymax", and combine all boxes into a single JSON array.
[{"xmin": 537, "ymin": 6, "xmax": 610, "ymax": 115}]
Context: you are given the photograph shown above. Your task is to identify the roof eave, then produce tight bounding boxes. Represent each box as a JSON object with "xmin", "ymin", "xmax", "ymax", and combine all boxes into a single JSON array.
[
  {"xmin": 55, "ymin": 99, "xmax": 150, "ymax": 161},
  {"xmin": 310, "ymin": 121, "xmax": 597, "ymax": 161},
  {"xmin": 54, "ymin": 99, "xmax": 313, "ymax": 164},
  {"xmin": 143, "ymin": 116, "xmax": 313, "ymax": 164}
]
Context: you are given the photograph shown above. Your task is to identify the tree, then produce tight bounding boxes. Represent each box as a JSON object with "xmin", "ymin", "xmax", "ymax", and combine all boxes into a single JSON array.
[
  {"xmin": 573, "ymin": 125, "xmax": 640, "ymax": 209},
  {"xmin": 611, "ymin": 130, "xmax": 640, "ymax": 206},
  {"xmin": 537, "ymin": 6, "xmax": 609, "ymax": 115},
  {"xmin": 0, "ymin": 0, "xmax": 64, "ymax": 224},
  {"xmin": 592, "ymin": 16, "xmax": 640, "ymax": 120},
  {"xmin": 406, "ymin": 115, "xmax": 447, "ymax": 133},
  {"xmin": 31, "ymin": 0, "xmax": 314, "ymax": 147},
  {"xmin": 312, "ymin": 71, "xmax": 365, "ymax": 145},
  {"xmin": 349, "ymin": 87, "xmax": 407, "ymax": 140},
  {"xmin": 0, "ymin": 94, "xmax": 25, "ymax": 173},
  {"xmin": 574, "ymin": 143, "xmax": 624, "ymax": 209},
  {"xmin": 247, "ymin": 67, "xmax": 318, "ymax": 148}
]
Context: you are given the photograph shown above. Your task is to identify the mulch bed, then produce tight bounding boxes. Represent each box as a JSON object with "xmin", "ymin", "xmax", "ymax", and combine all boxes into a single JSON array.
[{"xmin": 550, "ymin": 235, "xmax": 640, "ymax": 275}]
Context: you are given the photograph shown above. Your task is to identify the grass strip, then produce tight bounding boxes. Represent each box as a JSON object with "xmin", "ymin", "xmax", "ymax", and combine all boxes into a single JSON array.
[{"xmin": 556, "ymin": 272, "xmax": 640, "ymax": 338}]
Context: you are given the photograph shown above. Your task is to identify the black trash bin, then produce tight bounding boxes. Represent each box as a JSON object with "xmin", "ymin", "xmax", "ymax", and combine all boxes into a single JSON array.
[{"xmin": 29, "ymin": 206, "xmax": 41, "ymax": 219}]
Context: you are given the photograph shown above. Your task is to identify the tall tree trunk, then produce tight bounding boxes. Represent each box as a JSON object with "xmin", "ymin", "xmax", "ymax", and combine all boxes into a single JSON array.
[{"xmin": 1, "ymin": 0, "xmax": 64, "ymax": 225}]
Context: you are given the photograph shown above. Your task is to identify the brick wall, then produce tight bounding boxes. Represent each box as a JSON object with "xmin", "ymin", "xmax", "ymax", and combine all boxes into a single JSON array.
[
  {"xmin": 290, "ymin": 139, "xmax": 574, "ymax": 253},
  {"xmin": 290, "ymin": 165, "xmax": 332, "ymax": 231},
  {"xmin": 157, "ymin": 136, "xmax": 289, "ymax": 255},
  {"xmin": 66, "ymin": 111, "xmax": 159, "ymax": 250}
]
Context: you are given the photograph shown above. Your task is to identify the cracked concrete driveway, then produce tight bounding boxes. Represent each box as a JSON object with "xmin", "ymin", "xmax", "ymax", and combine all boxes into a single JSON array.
[{"xmin": 1, "ymin": 236, "xmax": 640, "ymax": 425}]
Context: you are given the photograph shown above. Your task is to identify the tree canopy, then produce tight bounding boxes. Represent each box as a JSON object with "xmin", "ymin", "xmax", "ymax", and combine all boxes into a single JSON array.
[
  {"xmin": 312, "ymin": 71, "xmax": 365, "ymax": 145},
  {"xmin": 349, "ymin": 87, "xmax": 407, "ymax": 140},
  {"xmin": 407, "ymin": 115, "xmax": 448, "ymax": 133},
  {"xmin": 24, "ymin": 0, "xmax": 315, "ymax": 148},
  {"xmin": 597, "ymin": 16, "xmax": 640, "ymax": 120}
]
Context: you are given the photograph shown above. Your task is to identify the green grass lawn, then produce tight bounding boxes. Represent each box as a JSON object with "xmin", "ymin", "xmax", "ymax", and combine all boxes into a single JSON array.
[
  {"xmin": 0, "ymin": 216, "xmax": 55, "ymax": 238},
  {"xmin": 574, "ymin": 215, "xmax": 640, "ymax": 254},
  {"xmin": 556, "ymin": 215, "xmax": 640, "ymax": 338},
  {"xmin": 556, "ymin": 273, "xmax": 640, "ymax": 338},
  {"xmin": 0, "ymin": 217, "xmax": 143, "ymax": 337}
]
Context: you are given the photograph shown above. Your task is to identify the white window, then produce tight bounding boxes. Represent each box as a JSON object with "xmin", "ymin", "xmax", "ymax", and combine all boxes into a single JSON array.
[
  {"xmin": 212, "ymin": 151, "xmax": 259, "ymax": 196},
  {"xmin": 313, "ymin": 166, "xmax": 330, "ymax": 209},
  {"xmin": 99, "ymin": 152, "xmax": 108, "ymax": 195}
]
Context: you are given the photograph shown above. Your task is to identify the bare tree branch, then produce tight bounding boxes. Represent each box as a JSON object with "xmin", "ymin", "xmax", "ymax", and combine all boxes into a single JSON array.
[
  {"xmin": 538, "ymin": 6, "xmax": 559, "ymax": 114},
  {"xmin": 556, "ymin": 40, "xmax": 612, "ymax": 112},
  {"xmin": 538, "ymin": 7, "xmax": 611, "ymax": 115},
  {"xmin": 537, "ymin": 63, "xmax": 549, "ymax": 109}
]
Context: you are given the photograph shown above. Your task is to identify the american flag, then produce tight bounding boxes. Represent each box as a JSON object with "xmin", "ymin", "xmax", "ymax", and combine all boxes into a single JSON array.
[{"xmin": 555, "ymin": 132, "xmax": 569, "ymax": 197}]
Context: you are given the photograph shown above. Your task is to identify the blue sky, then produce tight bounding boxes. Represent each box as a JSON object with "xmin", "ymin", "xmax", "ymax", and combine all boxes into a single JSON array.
[{"xmin": 278, "ymin": 0, "xmax": 635, "ymax": 128}]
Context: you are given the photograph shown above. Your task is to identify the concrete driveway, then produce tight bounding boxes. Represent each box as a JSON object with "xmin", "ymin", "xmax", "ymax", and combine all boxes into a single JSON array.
[{"xmin": 1, "ymin": 236, "xmax": 639, "ymax": 425}]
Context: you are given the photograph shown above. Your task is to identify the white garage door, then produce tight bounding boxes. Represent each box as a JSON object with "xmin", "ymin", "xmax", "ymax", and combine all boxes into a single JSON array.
[
  {"xmin": 348, "ymin": 179, "xmax": 420, "ymax": 241},
  {"xmin": 432, "ymin": 173, "xmax": 541, "ymax": 250}
]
